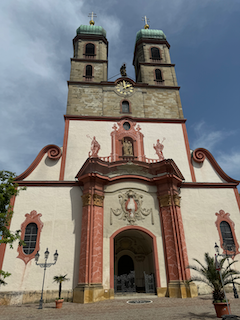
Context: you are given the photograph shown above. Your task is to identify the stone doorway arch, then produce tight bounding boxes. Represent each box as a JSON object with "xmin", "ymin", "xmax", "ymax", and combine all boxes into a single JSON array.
[{"xmin": 110, "ymin": 226, "xmax": 160, "ymax": 294}]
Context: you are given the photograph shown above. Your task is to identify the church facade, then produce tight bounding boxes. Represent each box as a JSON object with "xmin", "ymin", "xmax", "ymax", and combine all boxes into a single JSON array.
[{"xmin": 1, "ymin": 21, "xmax": 240, "ymax": 305}]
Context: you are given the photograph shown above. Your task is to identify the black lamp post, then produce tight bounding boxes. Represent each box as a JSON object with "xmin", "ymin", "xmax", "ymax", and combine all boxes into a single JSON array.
[
  {"xmin": 35, "ymin": 248, "xmax": 59, "ymax": 309},
  {"xmin": 214, "ymin": 242, "xmax": 239, "ymax": 299}
]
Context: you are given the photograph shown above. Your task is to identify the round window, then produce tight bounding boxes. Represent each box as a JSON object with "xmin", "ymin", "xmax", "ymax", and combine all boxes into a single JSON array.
[{"xmin": 123, "ymin": 122, "xmax": 130, "ymax": 130}]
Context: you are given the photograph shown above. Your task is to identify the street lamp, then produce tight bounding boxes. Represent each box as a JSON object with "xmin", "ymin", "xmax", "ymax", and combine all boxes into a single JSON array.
[
  {"xmin": 35, "ymin": 248, "xmax": 59, "ymax": 309},
  {"xmin": 214, "ymin": 242, "xmax": 239, "ymax": 299}
]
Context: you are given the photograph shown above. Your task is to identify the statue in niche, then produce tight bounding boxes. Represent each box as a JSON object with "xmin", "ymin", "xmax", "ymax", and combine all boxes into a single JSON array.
[
  {"xmin": 153, "ymin": 138, "xmax": 165, "ymax": 161},
  {"xmin": 122, "ymin": 138, "xmax": 133, "ymax": 156},
  {"xmin": 120, "ymin": 63, "xmax": 127, "ymax": 77},
  {"xmin": 87, "ymin": 135, "xmax": 100, "ymax": 157}
]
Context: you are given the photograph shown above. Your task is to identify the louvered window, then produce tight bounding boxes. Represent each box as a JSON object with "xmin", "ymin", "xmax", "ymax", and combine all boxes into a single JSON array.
[
  {"xmin": 155, "ymin": 69, "xmax": 163, "ymax": 81},
  {"xmin": 85, "ymin": 43, "xmax": 95, "ymax": 56},
  {"xmin": 86, "ymin": 65, "xmax": 92, "ymax": 77},
  {"xmin": 151, "ymin": 47, "xmax": 160, "ymax": 60}
]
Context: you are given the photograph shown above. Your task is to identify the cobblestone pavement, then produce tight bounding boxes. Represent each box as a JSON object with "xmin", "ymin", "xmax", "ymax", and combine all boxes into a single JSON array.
[{"xmin": 1, "ymin": 293, "xmax": 240, "ymax": 320}]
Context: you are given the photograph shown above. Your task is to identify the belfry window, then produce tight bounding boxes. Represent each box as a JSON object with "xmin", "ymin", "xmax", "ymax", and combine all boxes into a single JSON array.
[
  {"xmin": 155, "ymin": 69, "xmax": 163, "ymax": 81},
  {"xmin": 154, "ymin": 69, "xmax": 163, "ymax": 82},
  {"xmin": 85, "ymin": 43, "xmax": 95, "ymax": 56},
  {"xmin": 220, "ymin": 221, "xmax": 235, "ymax": 251},
  {"xmin": 151, "ymin": 47, "xmax": 161, "ymax": 60},
  {"xmin": 121, "ymin": 100, "xmax": 130, "ymax": 113},
  {"xmin": 23, "ymin": 223, "xmax": 38, "ymax": 255},
  {"xmin": 86, "ymin": 65, "xmax": 93, "ymax": 77}
]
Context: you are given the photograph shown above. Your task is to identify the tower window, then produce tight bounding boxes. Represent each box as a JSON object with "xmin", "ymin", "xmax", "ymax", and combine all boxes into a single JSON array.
[
  {"xmin": 85, "ymin": 65, "xmax": 93, "ymax": 77},
  {"xmin": 155, "ymin": 69, "xmax": 163, "ymax": 82},
  {"xmin": 121, "ymin": 100, "xmax": 130, "ymax": 113},
  {"xmin": 151, "ymin": 47, "xmax": 161, "ymax": 60},
  {"xmin": 23, "ymin": 223, "xmax": 38, "ymax": 255},
  {"xmin": 85, "ymin": 43, "xmax": 95, "ymax": 56},
  {"xmin": 220, "ymin": 221, "xmax": 235, "ymax": 251}
]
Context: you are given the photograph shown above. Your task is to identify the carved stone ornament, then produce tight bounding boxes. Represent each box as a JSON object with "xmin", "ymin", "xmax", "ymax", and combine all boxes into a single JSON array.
[
  {"xmin": 158, "ymin": 195, "xmax": 172, "ymax": 207},
  {"xmin": 93, "ymin": 194, "xmax": 104, "ymax": 207},
  {"xmin": 173, "ymin": 195, "xmax": 181, "ymax": 207},
  {"xmin": 110, "ymin": 189, "xmax": 152, "ymax": 225},
  {"xmin": 82, "ymin": 194, "xmax": 91, "ymax": 207}
]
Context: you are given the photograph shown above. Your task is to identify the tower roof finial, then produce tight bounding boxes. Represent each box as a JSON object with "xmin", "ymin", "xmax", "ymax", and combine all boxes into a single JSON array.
[
  {"xmin": 142, "ymin": 15, "xmax": 150, "ymax": 29},
  {"xmin": 88, "ymin": 12, "xmax": 97, "ymax": 25}
]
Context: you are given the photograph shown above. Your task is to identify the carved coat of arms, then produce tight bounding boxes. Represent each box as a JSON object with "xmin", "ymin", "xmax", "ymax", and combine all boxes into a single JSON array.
[{"xmin": 111, "ymin": 190, "xmax": 152, "ymax": 225}]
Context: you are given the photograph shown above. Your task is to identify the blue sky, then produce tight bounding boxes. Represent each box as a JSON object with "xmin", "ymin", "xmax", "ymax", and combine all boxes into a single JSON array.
[{"xmin": 0, "ymin": 0, "xmax": 240, "ymax": 187}]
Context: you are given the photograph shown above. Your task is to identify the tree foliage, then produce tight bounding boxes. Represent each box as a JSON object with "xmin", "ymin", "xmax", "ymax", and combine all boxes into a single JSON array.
[
  {"xmin": 187, "ymin": 252, "xmax": 240, "ymax": 302},
  {"xmin": 0, "ymin": 170, "xmax": 25, "ymax": 285},
  {"xmin": 0, "ymin": 270, "xmax": 11, "ymax": 286},
  {"xmin": 0, "ymin": 170, "xmax": 25, "ymax": 247}
]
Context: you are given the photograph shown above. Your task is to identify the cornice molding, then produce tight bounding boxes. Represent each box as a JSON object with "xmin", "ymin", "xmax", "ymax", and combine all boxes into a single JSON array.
[
  {"xmin": 67, "ymin": 80, "xmax": 180, "ymax": 90},
  {"xmin": 64, "ymin": 114, "xmax": 186, "ymax": 124},
  {"xmin": 71, "ymin": 58, "xmax": 108, "ymax": 63},
  {"xmin": 73, "ymin": 34, "xmax": 108, "ymax": 45},
  {"xmin": 182, "ymin": 182, "xmax": 238, "ymax": 188},
  {"xmin": 14, "ymin": 181, "xmax": 77, "ymax": 187},
  {"xmin": 139, "ymin": 62, "xmax": 175, "ymax": 67}
]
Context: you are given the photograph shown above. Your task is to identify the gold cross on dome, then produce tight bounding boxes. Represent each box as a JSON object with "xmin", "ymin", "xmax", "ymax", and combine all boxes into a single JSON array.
[
  {"xmin": 88, "ymin": 12, "xmax": 97, "ymax": 25},
  {"xmin": 142, "ymin": 15, "xmax": 150, "ymax": 29}
]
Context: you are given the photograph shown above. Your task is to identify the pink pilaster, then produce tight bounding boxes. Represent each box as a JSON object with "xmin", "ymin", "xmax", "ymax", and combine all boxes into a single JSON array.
[{"xmin": 78, "ymin": 204, "xmax": 91, "ymax": 284}]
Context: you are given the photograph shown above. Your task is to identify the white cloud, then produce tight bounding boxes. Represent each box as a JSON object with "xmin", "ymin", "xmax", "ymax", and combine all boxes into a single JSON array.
[
  {"xmin": 191, "ymin": 120, "xmax": 235, "ymax": 152},
  {"xmin": 217, "ymin": 151, "xmax": 240, "ymax": 181},
  {"xmin": 0, "ymin": 1, "xmax": 121, "ymax": 175}
]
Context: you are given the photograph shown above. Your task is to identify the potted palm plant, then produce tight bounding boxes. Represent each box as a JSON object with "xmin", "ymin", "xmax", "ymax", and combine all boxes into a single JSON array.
[
  {"xmin": 53, "ymin": 274, "xmax": 69, "ymax": 309},
  {"xmin": 187, "ymin": 253, "xmax": 240, "ymax": 318}
]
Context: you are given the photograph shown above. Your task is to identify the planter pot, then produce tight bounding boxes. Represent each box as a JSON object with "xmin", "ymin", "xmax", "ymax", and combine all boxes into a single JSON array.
[
  {"xmin": 55, "ymin": 299, "xmax": 64, "ymax": 309},
  {"xmin": 213, "ymin": 302, "xmax": 231, "ymax": 318}
]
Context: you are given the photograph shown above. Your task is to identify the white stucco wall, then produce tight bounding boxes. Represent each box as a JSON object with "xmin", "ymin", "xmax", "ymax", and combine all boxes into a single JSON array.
[
  {"xmin": 193, "ymin": 158, "xmax": 226, "ymax": 183},
  {"xmin": 64, "ymin": 120, "xmax": 192, "ymax": 182},
  {"xmin": 25, "ymin": 153, "xmax": 61, "ymax": 181},
  {"xmin": 181, "ymin": 187, "xmax": 240, "ymax": 293},
  {"xmin": 1, "ymin": 186, "xmax": 82, "ymax": 293}
]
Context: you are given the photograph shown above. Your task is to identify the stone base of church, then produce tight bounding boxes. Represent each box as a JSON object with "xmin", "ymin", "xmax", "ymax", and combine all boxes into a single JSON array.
[
  {"xmin": 167, "ymin": 281, "xmax": 198, "ymax": 298},
  {"xmin": 156, "ymin": 287, "xmax": 168, "ymax": 297},
  {"xmin": 73, "ymin": 284, "xmax": 114, "ymax": 304},
  {"xmin": 0, "ymin": 290, "xmax": 73, "ymax": 305}
]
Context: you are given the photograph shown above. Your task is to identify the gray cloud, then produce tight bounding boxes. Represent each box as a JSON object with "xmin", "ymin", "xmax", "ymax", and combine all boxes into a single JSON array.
[{"xmin": 0, "ymin": 0, "xmax": 240, "ymax": 188}]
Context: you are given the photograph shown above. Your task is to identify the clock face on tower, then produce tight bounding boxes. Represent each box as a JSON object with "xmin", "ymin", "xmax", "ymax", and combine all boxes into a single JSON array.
[{"xmin": 115, "ymin": 80, "xmax": 134, "ymax": 96}]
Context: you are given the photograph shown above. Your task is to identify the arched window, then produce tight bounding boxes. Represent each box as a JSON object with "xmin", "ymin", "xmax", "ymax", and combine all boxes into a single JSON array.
[
  {"xmin": 151, "ymin": 47, "xmax": 160, "ymax": 60},
  {"xmin": 215, "ymin": 210, "xmax": 239, "ymax": 255},
  {"xmin": 121, "ymin": 100, "xmax": 130, "ymax": 113},
  {"xmin": 155, "ymin": 69, "xmax": 163, "ymax": 81},
  {"xmin": 23, "ymin": 223, "xmax": 38, "ymax": 255},
  {"xmin": 85, "ymin": 65, "xmax": 92, "ymax": 77},
  {"xmin": 85, "ymin": 43, "xmax": 95, "ymax": 56},
  {"xmin": 220, "ymin": 221, "xmax": 235, "ymax": 250}
]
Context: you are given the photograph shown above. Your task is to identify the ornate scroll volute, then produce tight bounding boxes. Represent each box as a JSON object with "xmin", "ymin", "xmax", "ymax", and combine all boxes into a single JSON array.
[
  {"xmin": 81, "ymin": 194, "xmax": 92, "ymax": 207},
  {"xmin": 93, "ymin": 194, "xmax": 104, "ymax": 207},
  {"xmin": 173, "ymin": 194, "xmax": 181, "ymax": 207},
  {"xmin": 158, "ymin": 194, "xmax": 172, "ymax": 207}
]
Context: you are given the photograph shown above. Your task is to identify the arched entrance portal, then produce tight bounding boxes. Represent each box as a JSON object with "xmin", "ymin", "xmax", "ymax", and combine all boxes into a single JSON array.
[{"xmin": 114, "ymin": 229, "xmax": 156, "ymax": 293}]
